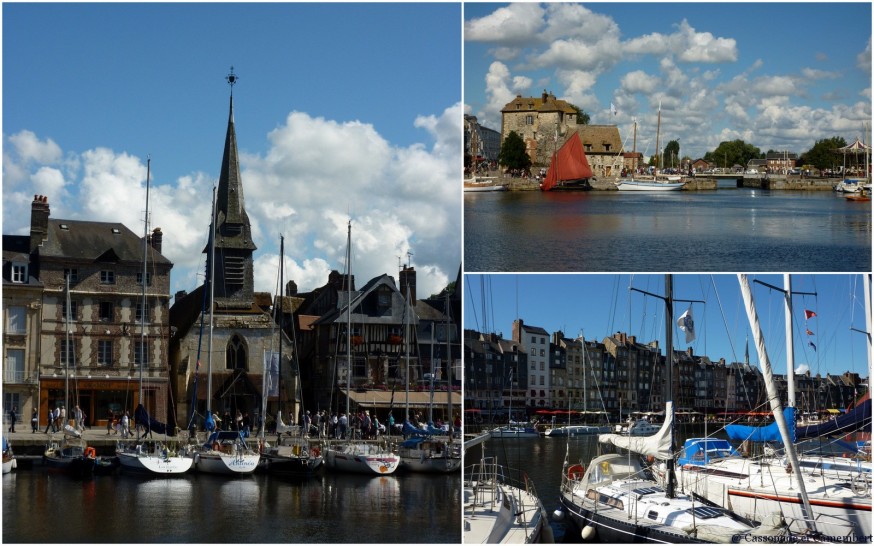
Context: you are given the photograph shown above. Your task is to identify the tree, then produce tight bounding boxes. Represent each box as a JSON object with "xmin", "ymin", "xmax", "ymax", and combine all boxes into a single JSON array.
[
  {"xmin": 568, "ymin": 103, "xmax": 590, "ymax": 125},
  {"xmin": 800, "ymin": 137, "xmax": 847, "ymax": 172},
  {"xmin": 703, "ymin": 140, "xmax": 762, "ymax": 170},
  {"xmin": 498, "ymin": 131, "xmax": 532, "ymax": 172},
  {"xmin": 663, "ymin": 140, "xmax": 680, "ymax": 168}
]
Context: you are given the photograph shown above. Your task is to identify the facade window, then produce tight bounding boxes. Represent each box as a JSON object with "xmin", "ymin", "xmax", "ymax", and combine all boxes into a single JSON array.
[
  {"xmin": 540, "ymin": 362, "xmax": 545, "ymax": 371},
  {"xmin": 64, "ymin": 268, "xmax": 79, "ymax": 282},
  {"xmin": 136, "ymin": 272, "xmax": 152, "ymax": 286},
  {"xmin": 226, "ymin": 335, "xmax": 247, "ymax": 370},
  {"xmin": 6, "ymin": 306, "xmax": 26, "ymax": 334},
  {"xmin": 134, "ymin": 341, "xmax": 149, "ymax": 368},
  {"xmin": 525, "ymin": 115, "xmax": 534, "ymax": 125},
  {"xmin": 60, "ymin": 339, "xmax": 76, "ymax": 366},
  {"xmin": 62, "ymin": 301, "xmax": 78, "ymax": 322},
  {"xmin": 11, "ymin": 263, "xmax": 27, "ymax": 283},
  {"xmin": 530, "ymin": 336, "xmax": 535, "ymax": 344},
  {"xmin": 99, "ymin": 301, "xmax": 114, "ymax": 322},
  {"xmin": 3, "ymin": 393, "xmax": 21, "ymax": 423},
  {"xmin": 98, "ymin": 340, "xmax": 113, "ymax": 366},
  {"xmin": 530, "ymin": 347, "xmax": 536, "ymax": 356},
  {"xmin": 135, "ymin": 303, "xmax": 150, "ymax": 324},
  {"xmin": 5, "ymin": 349, "xmax": 25, "ymax": 382},
  {"xmin": 100, "ymin": 270, "xmax": 116, "ymax": 284}
]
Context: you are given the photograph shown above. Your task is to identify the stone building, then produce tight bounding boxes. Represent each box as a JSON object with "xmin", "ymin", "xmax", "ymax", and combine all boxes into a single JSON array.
[
  {"xmin": 500, "ymin": 91, "xmax": 625, "ymax": 176},
  {"xmin": 512, "ymin": 319, "xmax": 550, "ymax": 408},
  {"xmin": 464, "ymin": 115, "xmax": 501, "ymax": 165},
  {"xmin": 463, "ymin": 330, "xmax": 527, "ymax": 421},
  {"xmin": 169, "ymin": 81, "xmax": 295, "ymax": 432},
  {"xmin": 3, "ymin": 194, "xmax": 175, "ymax": 429}
]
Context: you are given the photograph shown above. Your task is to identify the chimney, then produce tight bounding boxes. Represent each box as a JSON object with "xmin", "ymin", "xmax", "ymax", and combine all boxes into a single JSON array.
[
  {"xmin": 285, "ymin": 280, "xmax": 298, "ymax": 296},
  {"xmin": 399, "ymin": 265, "xmax": 416, "ymax": 302},
  {"xmin": 542, "ymin": 90, "xmax": 548, "ymax": 103},
  {"xmin": 175, "ymin": 290, "xmax": 188, "ymax": 302},
  {"xmin": 150, "ymin": 227, "xmax": 163, "ymax": 254},
  {"xmin": 30, "ymin": 195, "xmax": 50, "ymax": 253}
]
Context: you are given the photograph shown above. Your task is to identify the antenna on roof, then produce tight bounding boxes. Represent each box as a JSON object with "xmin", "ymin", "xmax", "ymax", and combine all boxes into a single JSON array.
[{"xmin": 226, "ymin": 66, "xmax": 238, "ymax": 95}]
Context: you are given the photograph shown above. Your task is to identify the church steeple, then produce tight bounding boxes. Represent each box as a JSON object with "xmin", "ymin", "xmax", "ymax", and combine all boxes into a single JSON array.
[{"xmin": 210, "ymin": 66, "xmax": 257, "ymax": 307}]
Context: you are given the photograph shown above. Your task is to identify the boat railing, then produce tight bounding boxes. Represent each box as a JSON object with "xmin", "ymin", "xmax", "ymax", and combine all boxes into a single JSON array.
[{"xmin": 465, "ymin": 457, "xmax": 540, "ymax": 531}]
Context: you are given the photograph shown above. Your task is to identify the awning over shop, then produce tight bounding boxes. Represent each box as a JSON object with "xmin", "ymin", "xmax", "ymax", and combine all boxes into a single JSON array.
[{"xmin": 343, "ymin": 389, "xmax": 461, "ymax": 410}]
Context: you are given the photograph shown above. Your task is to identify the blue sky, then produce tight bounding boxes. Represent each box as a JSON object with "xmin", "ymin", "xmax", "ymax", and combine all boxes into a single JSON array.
[
  {"xmin": 464, "ymin": 274, "xmax": 872, "ymax": 380},
  {"xmin": 464, "ymin": 3, "xmax": 872, "ymax": 161},
  {"xmin": 3, "ymin": 3, "xmax": 462, "ymax": 298}
]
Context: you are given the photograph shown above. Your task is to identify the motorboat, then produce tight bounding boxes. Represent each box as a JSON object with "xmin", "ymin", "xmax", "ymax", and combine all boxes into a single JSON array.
[
  {"xmin": 116, "ymin": 440, "xmax": 193, "ymax": 475},
  {"xmin": 2, "ymin": 437, "xmax": 16, "ymax": 474},
  {"xmin": 324, "ymin": 441, "xmax": 400, "ymax": 475},
  {"xmin": 464, "ymin": 177, "xmax": 508, "ymax": 192},
  {"xmin": 43, "ymin": 435, "xmax": 97, "ymax": 478},
  {"xmin": 489, "ymin": 425, "xmax": 540, "ymax": 439}
]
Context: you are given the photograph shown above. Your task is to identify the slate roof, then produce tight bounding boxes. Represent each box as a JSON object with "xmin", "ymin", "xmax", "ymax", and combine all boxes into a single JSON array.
[{"xmin": 39, "ymin": 219, "xmax": 170, "ymax": 265}]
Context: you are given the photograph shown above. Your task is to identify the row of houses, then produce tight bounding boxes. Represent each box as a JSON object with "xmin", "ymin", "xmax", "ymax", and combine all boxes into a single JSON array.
[
  {"xmin": 3, "ymin": 87, "xmax": 461, "ymax": 432},
  {"xmin": 464, "ymin": 325, "xmax": 866, "ymax": 419}
]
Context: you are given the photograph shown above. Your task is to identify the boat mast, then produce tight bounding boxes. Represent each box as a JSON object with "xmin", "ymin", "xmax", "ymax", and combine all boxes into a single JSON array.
[
  {"xmin": 404, "ymin": 283, "xmax": 411, "ymax": 426},
  {"xmin": 445, "ymin": 290, "xmax": 453, "ymax": 435},
  {"xmin": 738, "ymin": 274, "xmax": 817, "ymax": 533},
  {"xmin": 428, "ymin": 321, "xmax": 434, "ymax": 425},
  {"xmin": 345, "ymin": 221, "xmax": 352, "ymax": 422},
  {"xmin": 206, "ymin": 186, "xmax": 217, "ymax": 418},
  {"xmin": 64, "ymin": 273, "xmax": 71, "ymax": 421},
  {"xmin": 784, "ymin": 275, "xmax": 796, "ymax": 408},
  {"xmin": 655, "ymin": 102, "xmax": 661, "ymax": 175},
  {"xmin": 139, "ymin": 158, "xmax": 151, "ymax": 408},
  {"xmin": 663, "ymin": 275, "xmax": 675, "ymax": 497}
]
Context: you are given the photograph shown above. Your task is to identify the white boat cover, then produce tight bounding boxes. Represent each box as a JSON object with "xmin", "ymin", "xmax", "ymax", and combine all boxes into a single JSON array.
[{"xmin": 598, "ymin": 401, "xmax": 673, "ymax": 460}]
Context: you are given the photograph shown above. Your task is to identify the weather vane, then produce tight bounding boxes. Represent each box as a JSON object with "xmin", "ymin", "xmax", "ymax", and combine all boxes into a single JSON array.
[{"xmin": 226, "ymin": 66, "xmax": 238, "ymax": 91}]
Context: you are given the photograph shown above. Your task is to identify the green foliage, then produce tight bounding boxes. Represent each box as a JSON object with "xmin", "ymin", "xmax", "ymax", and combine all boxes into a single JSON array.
[
  {"xmin": 800, "ymin": 137, "xmax": 848, "ymax": 171},
  {"xmin": 702, "ymin": 140, "xmax": 762, "ymax": 169},
  {"xmin": 498, "ymin": 131, "xmax": 532, "ymax": 171},
  {"xmin": 568, "ymin": 104, "xmax": 590, "ymax": 125},
  {"xmin": 663, "ymin": 140, "xmax": 680, "ymax": 168}
]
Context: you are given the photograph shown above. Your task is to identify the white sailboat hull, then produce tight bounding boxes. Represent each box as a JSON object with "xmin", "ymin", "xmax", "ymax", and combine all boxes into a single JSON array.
[
  {"xmin": 2, "ymin": 458, "xmax": 15, "ymax": 474},
  {"xmin": 676, "ymin": 459, "xmax": 872, "ymax": 539},
  {"xmin": 325, "ymin": 443, "xmax": 399, "ymax": 475},
  {"xmin": 116, "ymin": 450, "xmax": 193, "ymax": 474},
  {"xmin": 615, "ymin": 179, "xmax": 685, "ymax": 191},
  {"xmin": 193, "ymin": 451, "xmax": 260, "ymax": 474}
]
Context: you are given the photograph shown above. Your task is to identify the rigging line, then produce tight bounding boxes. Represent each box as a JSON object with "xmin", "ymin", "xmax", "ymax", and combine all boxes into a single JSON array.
[{"xmin": 464, "ymin": 275, "xmax": 481, "ymax": 333}]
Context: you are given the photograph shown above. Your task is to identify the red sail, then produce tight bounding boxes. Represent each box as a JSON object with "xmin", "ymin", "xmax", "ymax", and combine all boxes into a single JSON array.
[{"xmin": 541, "ymin": 132, "xmax": 593, "ymax": 191}]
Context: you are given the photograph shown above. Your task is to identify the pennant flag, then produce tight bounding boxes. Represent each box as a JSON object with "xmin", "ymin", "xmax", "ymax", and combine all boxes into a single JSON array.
[
  {"xmin": 808, "ymin": 340, "xmax": 817, "ymax": 352},
  {"xmin": 805, "ymin": 328, "xmax": 814, "ymax": 336},
  {"xmin": 196, "ymin": 359, "xmax": 201, "ymax": 371},
  {"xmin": 610, "ymin": 102, "xmax": 617, "ymax": 116},
  {"xmin": 804, "ymin": 309, "xmax": 817, "ymax": 320},
  {"xmin": 677, "ymin": 307, "xmax": 695, "ymax": 344}
]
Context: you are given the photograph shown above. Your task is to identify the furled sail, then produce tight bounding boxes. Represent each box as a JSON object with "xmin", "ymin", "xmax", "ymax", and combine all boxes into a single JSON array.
[
  {"xmin": 541, "ymin": 132, "xmax": 593, "ymax": 191},
  {"xmin": 599, "ymin": 401, "xmax": 673, "ymax": 460},
  {"xmin": 134, "ymin": 403, "xmax": 170, "ymax": 436}
]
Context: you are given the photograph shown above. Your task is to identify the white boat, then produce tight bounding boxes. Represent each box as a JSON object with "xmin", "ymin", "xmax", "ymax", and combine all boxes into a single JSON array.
[
  {"xmin": 560, "ymin": 276, "xmax": 776, "ymax": 543},
  {"xmin": 543, "ymin": 424, "xmax": 610, "ymax": 437},
  {"xmin": 260, "ymin": 434, "xmax": 324, "ymax": 476},
  {"xmin": 614, "ymin": 418, "xmax": 662, "ymax": 436},
  {"xmin": 323, "ymin": 222, "xmax": 400, "ymax": 476},
  {"xmin": 190, "ymin": 430, "xmax": 260, "ymax": 475},
  {"xmin": 115, "ymin": 159, "xmax": 192, "ymax": 476},
  {"xmin": 674, "ymin": 275, "xmax": 872, "ymax": 539},
  {"xmin": 463, "ymin": 434, "xmax": 552, "ymax": 543},
  {"xmin": 464, "ymin": 177, "xmax": 508, "ymax": 192},
  {"xmin": 489, "ymin": 425, "xmax": 540, "ymax": 439},
  {"xmin": 615, "ymin": 105, "xmax": 686, "ymax": 191},
  {"xmin": 2, "ymin": 437, "xmax": 16, "ymax": 474},
  {"xmin": 116, "ymin": 440, "xmax": 193, "ymax": 474},
  {"xmin": 615, "ymin": 177, "xmax": 685, "ymax": 191},
  {"xmin": 398, "ymin": 436, "xmax": 461, "ymax": 473}
]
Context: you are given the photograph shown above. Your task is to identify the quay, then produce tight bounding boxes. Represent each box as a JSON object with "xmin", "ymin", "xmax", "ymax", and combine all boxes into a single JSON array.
[
  {"xmin": 3, "ymin": 427, "xmax": 400, "ymax": 461},
  {"xmin": 480, "ymin": 173, "xmax": 842, "ymax": 191}
]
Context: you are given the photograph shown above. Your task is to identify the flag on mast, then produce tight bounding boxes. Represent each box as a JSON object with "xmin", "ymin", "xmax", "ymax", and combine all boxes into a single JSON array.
[{"xmin": 677, "ymin": 306, "xmax": 695, "ymax": 344}]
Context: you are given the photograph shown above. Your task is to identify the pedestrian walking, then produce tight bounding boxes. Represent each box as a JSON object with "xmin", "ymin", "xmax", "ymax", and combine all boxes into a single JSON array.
[
  {"xmin": 107, "ymin": 411, "xmax": 114, "ymax": 435},
  {"xmin": 121, "ymin": 410, "xmax": 130, "ymax": 438},
  {"xmin": 8, "ymin": 406, "xmax": 17, "ymax": 433},
  {"xmin": 44, "ymin": 407, "xmax": 55, "ymax": 434},
  {"xmin": 31, "ymin": 409, "xmax": 38, "ymax": 433}
]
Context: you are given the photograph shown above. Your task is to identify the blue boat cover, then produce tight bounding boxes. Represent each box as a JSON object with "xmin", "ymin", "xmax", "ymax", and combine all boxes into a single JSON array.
[
  {"xmin": 402, "ymin": 420, "xmax": 443, "ymax": 437},
  {"xmin": 678, "ymin": 438, "xmax": 740, "ymax": 466},
  {"xmin": 725, "ymin": 407, "xmax": 795, "ymax": 443},
  {"xmin": 205, "ymin": 411, "xmax": 216, "ymax": 432},
  {"xmin": 797, "ymin": 399, "xmax": 871, "ymax": 440},
  {"xmin": 134, "ymin": 403, "xmax": 170, "ymax": 436}
]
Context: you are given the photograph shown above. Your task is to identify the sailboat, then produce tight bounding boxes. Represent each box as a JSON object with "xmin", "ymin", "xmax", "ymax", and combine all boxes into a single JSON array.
[
  {"xmin": 2, "ymin": 437, "xmax": 15, "ymax": 474},
  {"xmin": 675, "ymin": 275, "xmax": 872, "ymax": 539},
  {"xmin": 398, "ymin": 291, "xmax": 461, "ymax": 473},
  {"xmin": 323, "ymin": 222, "xmax": 400, "ymax": 475},
  {"xmin": 185, "ymin": 186, "xmax": 260, "ymax": 475},
  {"xmin": 616, "ymin": 105, "xmax": 686, "ymax": 191},
  {"xmin": 260, "ymin": 235, "xmax": 324, "ymax": 477},
  {"xmin": 558, "ymin": 276, "xmax": 779, "ymax": 543},
  {"xmin": 43, "ymin": 270, "xmax": 98, "ymax": 478},
  {"xmin": 539, "ymin": 132, "xmax": 592, "ymax": 191},
  {"xmin": 115, "ymin": 159, "xmax": 193, "ymax": 476},
  {"xmin": 489, "ymin": 370, "xmax": 539, "ymax": 439}
]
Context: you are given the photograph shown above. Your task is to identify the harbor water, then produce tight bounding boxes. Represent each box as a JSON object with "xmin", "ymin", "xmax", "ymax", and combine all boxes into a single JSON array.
[
  {"xmin": 464, "ymin": 189, "xmax": 872, "ymax": 272},
  {"xmin": 3, "ymin": 467, "xmax": 461, "ymax": 543}
]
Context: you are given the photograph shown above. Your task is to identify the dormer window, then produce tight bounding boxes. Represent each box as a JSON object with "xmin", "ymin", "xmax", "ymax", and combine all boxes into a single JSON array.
[
  {"xmin": 100, "ymin": 270, "xmax": 116, "ymax": 284},
  {"xmin": 64, "ymin": 268, "xmax": 79, "ymax": 283},
  {"xmin": 11, "ymin": 262, "xmax": 27, "ymax": 284},
  {"xmin": 111, "ymin": 228, "xmax": 120, "ymax": 234},
  {"xmin": 59, "ymin": 224, "xmax": 69, "ymax": 230}
]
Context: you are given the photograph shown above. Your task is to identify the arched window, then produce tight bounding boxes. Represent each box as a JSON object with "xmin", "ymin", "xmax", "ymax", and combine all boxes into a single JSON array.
[{"xmin": 226, "ymin": 335, "xmax": 247, "ymax": 371}]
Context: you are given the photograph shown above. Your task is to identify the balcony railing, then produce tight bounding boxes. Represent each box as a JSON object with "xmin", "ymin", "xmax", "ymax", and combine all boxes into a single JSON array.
[{"xmin": 4, "ymin": 370, "xmax": 25, "ymax": 383}]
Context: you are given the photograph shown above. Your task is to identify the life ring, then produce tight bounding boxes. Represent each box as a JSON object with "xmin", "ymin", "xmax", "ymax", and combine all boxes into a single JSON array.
[
  {"xmin": 212, "ymin": 442, "xmax": 220, "ymax": 451},
  {"xmin": 312, "ymin": 446, "xmax": 321, "ymax": 457},
  {"xmin": 567, "ymin": 463, "xmax": 585, "ymax": 480},
  {"xmin": 84, "ymin": 447, "xmax": 96, "ymax": 459}
]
